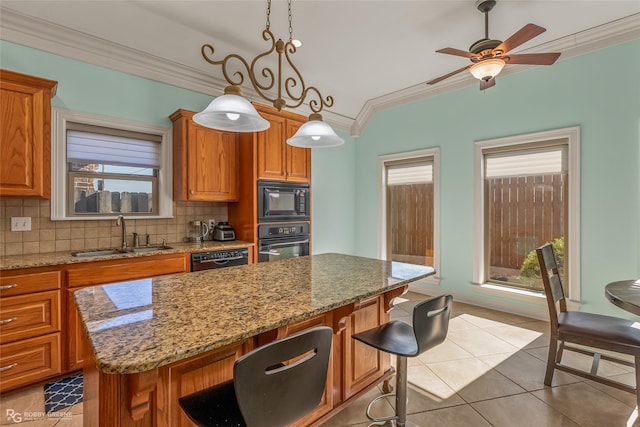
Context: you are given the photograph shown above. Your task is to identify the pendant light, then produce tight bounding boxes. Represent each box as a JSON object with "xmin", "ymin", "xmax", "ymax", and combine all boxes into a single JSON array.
[
  {"xmin": 287, "ymin": 114, "xmax": 344, "ymax": 148},
  {"xmin": 193, "ymin": 85, "xmax": 270, "ymax": 132},
  {"xmin": 196, "ymin": 0, "xmax": 342, "ymax": 146}
]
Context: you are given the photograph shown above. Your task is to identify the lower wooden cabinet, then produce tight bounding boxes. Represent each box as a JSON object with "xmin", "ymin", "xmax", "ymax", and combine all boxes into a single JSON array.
[
  {"xmin": 156, "ymin": 339, "xmax": 253, "ymax": 427},
  {"xmin": 0, "ymin": 269, "xmax": 62, "ymax": 393},
  {"xmin": 0, "ymin": 290, "xmax": 60, "ymax": 343},
  {"xmin": 0, "ymin": 333, "xmax": 61, "ymax": 392},
  {"xmin": 342, "ymin": 295, "xmax": 389, "ymax": 399}
]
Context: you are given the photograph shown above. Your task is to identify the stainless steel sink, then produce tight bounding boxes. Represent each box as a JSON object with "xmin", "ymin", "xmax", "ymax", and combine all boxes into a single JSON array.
[
  {"xmin": 71, "ymin": 249, "xmax": 129, "ymax": 257},
  {"xmin": 129, "ymin": 246, "xmax": 173, "ymax": 253}
]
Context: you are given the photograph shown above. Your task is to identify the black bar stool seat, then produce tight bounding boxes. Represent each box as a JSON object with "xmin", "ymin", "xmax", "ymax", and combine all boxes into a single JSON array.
[
  {"xmin": 179, "ymin": 326, "xmax": 333, "ymax": 427},
  {"xmin": 353, "ymin": 294, "xmax": 453, "ymax": 427}
]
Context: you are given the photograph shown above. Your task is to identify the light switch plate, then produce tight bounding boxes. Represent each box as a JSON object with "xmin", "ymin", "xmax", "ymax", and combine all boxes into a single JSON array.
[{"xmin": 11, "ymin": 217, "xmax": 31, "ymax": 232}]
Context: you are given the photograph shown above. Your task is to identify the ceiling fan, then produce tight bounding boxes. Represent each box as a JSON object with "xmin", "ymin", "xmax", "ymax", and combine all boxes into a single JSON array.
[{"xmin": 427, "ymin": 0, "xmax": 561, "ymax": 90}]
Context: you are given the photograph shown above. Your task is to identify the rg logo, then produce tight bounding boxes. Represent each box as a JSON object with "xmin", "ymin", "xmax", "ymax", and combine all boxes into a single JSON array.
[{"xmin": 6, "ymin": 409, "xmax": 22, "ymax": 422}]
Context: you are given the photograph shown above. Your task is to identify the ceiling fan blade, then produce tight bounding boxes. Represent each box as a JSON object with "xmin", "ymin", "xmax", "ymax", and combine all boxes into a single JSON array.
[
  {"xmin": 505, "ymin": 52, "xmax": 561, "ymax": 65},
  {"xmin": 426, "ymin": 65, "xmax": 472, "ymax": 85},
  {"xmin": 480, "ymin": 78, "xmax": 496, "ymax": 91},
  {"xmin": 494, "ymin": 23, "xmax": 546, "ymax": 54},
  {"xmin": 436, "ymin": 47, "xmax": 475, "ymax": 58}
]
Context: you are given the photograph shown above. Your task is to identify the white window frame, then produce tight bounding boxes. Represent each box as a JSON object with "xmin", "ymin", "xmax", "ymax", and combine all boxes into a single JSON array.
[
  {"xmin": 51, "ymin": 108, "xmax": 173, "ymax": 220},
  {"xmin": 473, "ymin": 126, "xmax": 580, "ymax": 304},
  {"xmin": 378, "ymin": 147, "xmax": 440, "ymax": 285}
]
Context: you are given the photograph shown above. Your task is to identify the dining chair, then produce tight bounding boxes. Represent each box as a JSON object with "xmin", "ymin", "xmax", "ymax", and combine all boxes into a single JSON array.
[
  {"xmin": 178, "ymin": 326, "xmax": 332, "ymax": 427},
  {"xmin": 537, "ymin": 243, "xmax": 640, "ymax": 407}
]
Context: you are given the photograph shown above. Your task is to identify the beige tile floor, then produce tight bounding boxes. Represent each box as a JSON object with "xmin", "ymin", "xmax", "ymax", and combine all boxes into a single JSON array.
[
  {"xmin": 1, "ymin": 292, "xmax": 638, "ymax": 426},
  {"xmin": 321, "ymin": 292, "xmax": 640, "ymax": 427}
]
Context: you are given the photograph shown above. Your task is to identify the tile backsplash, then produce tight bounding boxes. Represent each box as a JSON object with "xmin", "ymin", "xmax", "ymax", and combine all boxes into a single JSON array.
[{"xmin": 0, "ymin": 198, "xmax": 228, "ymax": 257}]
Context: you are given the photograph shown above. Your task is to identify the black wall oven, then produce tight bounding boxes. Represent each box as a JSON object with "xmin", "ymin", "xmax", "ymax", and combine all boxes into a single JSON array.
[
  {"xmin": 258, "ymin": 181, "xmax": 309, "ymax": 222},
  {"xmin": 258, "ymin": 223, "xmax": 310, "ymax": 263}
]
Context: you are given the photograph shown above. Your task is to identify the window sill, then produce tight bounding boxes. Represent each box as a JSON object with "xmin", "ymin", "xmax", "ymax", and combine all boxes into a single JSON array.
[
  {"xmin": 474, "ymin": 282, "xmax": 581, "ymax": 311},
  {"xmin": 52, "ymin": 214, "xmax": 174, "ymax": 221}
]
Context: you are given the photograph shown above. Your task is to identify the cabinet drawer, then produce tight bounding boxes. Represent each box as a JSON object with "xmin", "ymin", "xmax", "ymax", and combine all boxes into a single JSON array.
[
  {"xmin": 0, "ymin": 290, "xmax": 60, "ymax": 343},
  {"xmin": 0, "ymin": 271, "xmax": 61, "ymax": 297},
  {"xmin": 67, "ymin": 255, "xmax": 187, "ymax": 288},
  {"xmin": 0, "ymin": 333, "xmax": 61, "ymax": 393}
]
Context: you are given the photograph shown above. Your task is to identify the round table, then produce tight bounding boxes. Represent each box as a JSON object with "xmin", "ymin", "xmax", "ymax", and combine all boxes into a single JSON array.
[{"xmin": 605, "ymin": 280, "xmax": 640, "ymax": 316}]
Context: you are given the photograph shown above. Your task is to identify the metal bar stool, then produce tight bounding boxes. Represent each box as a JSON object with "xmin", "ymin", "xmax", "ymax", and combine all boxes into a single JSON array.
[
  {"xmin": 353, "ymin": 294, "xmax": 453, "ymax": 427},
  {"xmin": 179, "ymin": 326, "xmax": 333, "ymax": 427}
]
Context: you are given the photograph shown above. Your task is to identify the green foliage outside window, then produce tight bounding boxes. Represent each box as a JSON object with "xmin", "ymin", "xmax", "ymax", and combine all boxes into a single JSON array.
[{"xmin": 520, "ymin": 237, "xmax": 564, "ymax": 278}]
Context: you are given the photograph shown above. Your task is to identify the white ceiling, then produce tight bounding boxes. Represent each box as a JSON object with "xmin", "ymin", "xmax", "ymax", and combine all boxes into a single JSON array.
[{"xmin": 1, "ymin": 1, "xmax": 639, "ymax": 135}]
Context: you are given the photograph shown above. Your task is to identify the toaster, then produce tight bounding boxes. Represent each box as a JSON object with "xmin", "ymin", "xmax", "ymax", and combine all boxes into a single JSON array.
[{"xmin": 212, "ymin": 222, "xmax": 236, "ymax": 241}]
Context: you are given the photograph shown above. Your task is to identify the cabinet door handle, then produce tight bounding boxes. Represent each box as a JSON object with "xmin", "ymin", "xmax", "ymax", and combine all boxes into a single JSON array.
[
  {"xmin": 190, "ymin": 189, "xmax": 195, "ymax": 195},
  {"xmin": 0, "ymin": 363, "xmax": 17, "ymax": 372},
  {"xmin": 0, "ymin": 284, "xmax": 17, "ymax": 291},
  {"xmin": 0, "ymin": 317, "xmax": 17, "ymax": 325}
]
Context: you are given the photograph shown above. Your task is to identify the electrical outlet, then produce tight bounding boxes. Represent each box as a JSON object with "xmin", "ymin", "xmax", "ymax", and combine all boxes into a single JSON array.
[
  {"xmin": 208, "ymin": 219, "xmax": 216, "ymax": 230},
  {"xmin": 11, "ymin": 217, "xmax": 31, "ymax": 232}
]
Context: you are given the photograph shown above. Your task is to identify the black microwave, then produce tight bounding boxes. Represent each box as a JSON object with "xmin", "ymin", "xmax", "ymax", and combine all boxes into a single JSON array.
[{"xmin": 258, "ymin": 181, "xmax": 310, "ymax": 222}]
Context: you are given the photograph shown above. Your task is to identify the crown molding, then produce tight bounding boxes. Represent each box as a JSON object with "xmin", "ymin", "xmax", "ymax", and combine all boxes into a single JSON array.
[
  {"xmin": 352, "ymin": 13, "xmax": 640, "ymax": 138},
  {"xmin": 0, "ymin": 8, "xmax": 356, "ymax": 133},
  {"xmin": 2, "ymin": 8, "xmax": 638, "ymax": 138}
]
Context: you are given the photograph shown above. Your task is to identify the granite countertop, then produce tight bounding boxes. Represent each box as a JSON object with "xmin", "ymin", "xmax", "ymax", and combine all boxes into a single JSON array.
[
  {"xmin": 74, "ymin": 253, "xmax": 435, "ymax": 374},
  {"xmin": 0, "ymin": 241, "xmax": 254, "ymax": 270}
]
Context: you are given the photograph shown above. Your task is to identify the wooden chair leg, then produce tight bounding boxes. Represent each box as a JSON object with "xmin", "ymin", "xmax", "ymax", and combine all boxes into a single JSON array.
[
  {"xmin": 545, "ymin": 337, "xmax": 558, "ymax": 386},
  {"xmin": 635, "ymin": 355, "xmax": 640, "ymax": 409},
  {"xmin": 556, "ymin": 340, "xmax": 565, "ymax": 364}
]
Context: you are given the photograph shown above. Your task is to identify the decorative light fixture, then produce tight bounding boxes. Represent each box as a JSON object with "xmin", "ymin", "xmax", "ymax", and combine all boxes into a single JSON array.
[
  {"xmin": 286, "ymin": 113, "xmax": 344, "ymax": 148},
  {"xmin": 469, "ymin": 58, "xmax": 506, "ymax": 81},
  {"xmin": 195, "ymin": 0, "xmax": 344, "ymax": 148}
]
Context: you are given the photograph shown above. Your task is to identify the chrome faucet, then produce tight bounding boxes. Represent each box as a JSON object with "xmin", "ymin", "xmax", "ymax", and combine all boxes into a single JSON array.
[{"xmin": 115, "ymin": 215, "xmax": 127, "ymax": 248}]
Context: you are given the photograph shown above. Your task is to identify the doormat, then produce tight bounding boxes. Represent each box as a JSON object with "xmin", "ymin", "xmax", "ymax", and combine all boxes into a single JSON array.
[{"xmin": 44, "ymin": 374, "xmax": 83, "ymax": 414}]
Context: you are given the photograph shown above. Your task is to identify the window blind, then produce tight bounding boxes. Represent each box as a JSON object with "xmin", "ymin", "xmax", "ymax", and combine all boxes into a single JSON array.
[
  {"xmin": 67, "ymin": 130, "xmax": 161, "ymax": 168},
  {"xmin": 485, "ymin": 146, "xmax": 567, "ymax": 178},
  {"xmin": 387, "ymin": 162, "xmax": 433, "ymax": 185}
]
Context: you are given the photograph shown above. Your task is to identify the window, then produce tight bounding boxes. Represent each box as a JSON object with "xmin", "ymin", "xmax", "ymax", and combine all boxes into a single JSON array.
[
  {"xmin": 379, "ymin": 148, "xmax": 440, "ymax": 282},
  {"xmin": 473, "ymin": 127, "xmax": 580, "ymax": 300},
  {"xmin": 52, "ymin": 108, "xmax": 172, "ymax": 220}
]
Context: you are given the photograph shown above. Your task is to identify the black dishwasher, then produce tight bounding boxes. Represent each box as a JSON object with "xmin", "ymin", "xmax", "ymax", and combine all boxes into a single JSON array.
[{"xmin": 190, "ymin": 248, "xmax": 249, "ymax": 271}]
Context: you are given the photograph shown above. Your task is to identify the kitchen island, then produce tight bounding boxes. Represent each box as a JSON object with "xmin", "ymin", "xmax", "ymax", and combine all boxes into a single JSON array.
[{"xmin": 75, "ymin": 253, "xmax": 435, "ymax": 426}]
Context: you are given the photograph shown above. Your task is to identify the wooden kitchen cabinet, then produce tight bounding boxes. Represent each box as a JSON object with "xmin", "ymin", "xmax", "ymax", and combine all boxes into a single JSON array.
[
  {"xmin": 66, "ymin": 253, "xmax": 188, "ymax": 371},
  {"xmin": 342, "ymin": 295, "xmax": 389, "ymax": 399},
  {"xmin": 171, "ymin": 109, "xmax": 239, "ymax": 202},
  {"xmin": 157, "ymin": 339, "xmax": 253, "ymax": 427},
  {"xmin": 256, "ymin": 105, "xmax": 311, "ymax": 183},
  {"xmin": 0, "ymin": 70, "xmax": 57, "ymax": 198},
  {"xmin": 0, "ymin": 269, "xmax": 62, "ymax": 392}
]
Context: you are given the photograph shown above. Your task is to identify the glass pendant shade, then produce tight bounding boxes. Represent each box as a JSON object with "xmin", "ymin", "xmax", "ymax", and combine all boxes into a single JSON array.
[
  {"xmin": 287, "ymin": 114, "xmax": 344, "ymax": 148},
  {"xmin": 469, "ymin": 58, "xmax": 506, "ymax": 81},
  {"xmin": 193, "ymin": 86, "xmax": 270, "ymax": 132}
]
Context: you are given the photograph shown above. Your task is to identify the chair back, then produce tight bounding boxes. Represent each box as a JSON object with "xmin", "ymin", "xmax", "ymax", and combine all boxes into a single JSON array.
[
  {"xmin": 536, "ymin": 243, "xmax": 567, "ymax": 328},
  {"xmin": 412, "ymin": 294, "xmax": 453, "ymax": 355},
  {"xmin": 234, "ymin": 326, "xmax": 333, "ymax": 427}
]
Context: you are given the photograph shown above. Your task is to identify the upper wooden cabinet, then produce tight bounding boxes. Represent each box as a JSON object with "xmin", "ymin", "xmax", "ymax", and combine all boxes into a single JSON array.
[
  {"xmin": 171, "ymin": 109, "xmax": 239, "ymax": 202},
  {"xmin": 0, "ymin": 70, "xmax": 57, "ymax": 198},
  {"xmin": 256, "ymin": 105, "xmax": 311, "ymax": 183}
]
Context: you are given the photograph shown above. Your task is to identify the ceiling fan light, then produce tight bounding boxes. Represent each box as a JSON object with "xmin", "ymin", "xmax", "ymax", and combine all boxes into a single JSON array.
[
  {"xmin": 193, "ymin": 86, "xmax": 270, "ymax": 132},
  {"xmin": 287, "ymin": 114, "xmax": 344, "ymax": 148},
  {"xmin": 469, "ymin": 58, "xmax": 506, "ymax": 81}
]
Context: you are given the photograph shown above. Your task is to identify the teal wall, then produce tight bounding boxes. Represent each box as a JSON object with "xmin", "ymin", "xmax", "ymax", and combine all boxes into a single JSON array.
[
  {"xmin": 311, "ymin": 132, "xmax": 357, "ymax": 255},
  {"xmin": 354, "ymin": 39, "xmax": 640, "ymax": 315},
  {"xmin": 0, "ymin": 41, "xmax": 212, "ymax": 126}
]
